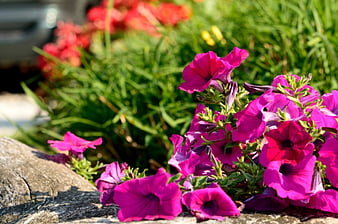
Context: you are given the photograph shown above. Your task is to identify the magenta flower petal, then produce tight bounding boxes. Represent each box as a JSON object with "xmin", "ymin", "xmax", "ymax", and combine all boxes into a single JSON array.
[
  {"xmin": 178, "ymin": 51, "xmax": 226, "ymax": 94},
  {"xmin": 188, "ymin": 104, "xmax": 217, "ymax": 132},
  {"xmin": 48, "ymin": 131, "xmax": 102, "ymax": 153},
  {"xmin": 182, "ymin": 183, "xmax": 239, "ymax": 221},
  {"xmin": 178, "ymin": 47, "xmax": 248, "ymax": 94},
  {"xmin": 264, "ymin": 121, "xmax": 314, "ymax": 164},
  {"xmin": 168, "ymin": 134, "xmax": 204, "ymax": 177},
  {"xmin": 62, "ymin": 131, "xmax": 102, "ymax": 152},
  {"xmin": 263, "ymin": 154, "xmax": 316, "ymax": 200},
  {"xmin": 232, "ymin": 91, "xmax": 304, "ymax": 142},
  {"xmin": 291, "ymin": 189, "xmax": 338, "ymax": 214},
  {"xmin": 244, "ymin": 188, "xmax": 290, "ymax": 212},
  {"xmin": 95, "ymin": 162, "xmax": 128, "ymax": 206},
  {"xmin": 318, "ymin": 136, "xmax": 338, "ymax": 187},
  {"xmin": 113, "ymin": 168, "xmax": 182, "ymax": 222},
  {"xmin": 207, "ymin": 130, "xmax": 242, "ymax": 165},
  {"xmin": 222, "ymin": 47, "xmax": 249, "ymax": 69},
  {"xmin": 310, "ymin": 107, "xmax": 338, "ymax": 129},
  {"xmin": 271, "ymin": 74, "xmax": 320, "ymax": 106},
  {"xmin": 322, "ymin": 90, "xmax": 338, "ymax": 115}
]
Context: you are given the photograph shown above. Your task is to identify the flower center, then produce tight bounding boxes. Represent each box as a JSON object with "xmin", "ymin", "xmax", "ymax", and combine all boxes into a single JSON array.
[
  {"xmin": 281, "ymin": 139, "xmax": 293, "ymax": 149},
  {"xmin": 279, "ymin": 163, "xmax": 293, "ymax": 175},
  {"xmin": 201, "ymin": 200, "xmax": 218, "ymax": 214},
  {"xmin": 146, "ymin": 193, "xmax": 159, "ymax": 202},
  {"xmin": 225, "ymin": 147, "xmax": 233, "ymax": 154}
]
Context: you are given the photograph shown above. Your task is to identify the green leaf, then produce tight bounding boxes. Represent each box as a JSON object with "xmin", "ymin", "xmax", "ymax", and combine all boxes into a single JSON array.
[
  {"xmin": 21, "ymin": 82, "xmax": 51, "ymax": 113},
  {"xmin": 124, "ymin": 114, "xmax": 158, "ymax": 135}
]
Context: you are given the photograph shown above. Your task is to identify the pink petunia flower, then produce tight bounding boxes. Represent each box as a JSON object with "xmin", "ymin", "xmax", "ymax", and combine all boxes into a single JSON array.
[
  {"xmin": 310, "ymin": 107, "xmax": 338, "ymax": 129},
  {"xmin": 263, "ymin": 154, "xmax": 316, "ymax": 201},
  {"xmin": 48, "ymin": 131, "xmax": 102, "ymax": 160},
  {"xmin": 188, "ymin": 104, "xmax": 217, "ymax": 132},
  {"xmin": 178, "ymin": 48, "xmax": 248, "ymax": 94},
  {"xmin": 322, "ymin": 90, "xmax": 338, "ymax": 115},
  {"xmin": 168, "ymin": 134, "xmax": 203, "ymax": 177},
  {"xmin": 232, "ymin": 91, "xmax": 304, "ymax": 142},
  {"xmin": 318, "ymin": 135, "xmax": 338, "ymax": 187},
  {"xmin": 271, "ymin": 74, "xmax": 320, "ymax": 106},
  {"xmin": 263, "ymin": 121, "xmax": 314, "ymax": 164},
  {"xmin": 182, "ymin": 183, "xmax": 239, "ymax": 221},
  {"xmin": 95, "ymin": 161, "xmax": 128, "ymax": 206},
  {"xmin": 291, "ymin": 189, "xmax": 338, "ymax": 214},
  {"xmin": 113, "ymin": 168, "xmax": 182, "ymax": 222},
  {"xmin": 207, "ymin": 130, "xmax": 243, "ymax": 166}
]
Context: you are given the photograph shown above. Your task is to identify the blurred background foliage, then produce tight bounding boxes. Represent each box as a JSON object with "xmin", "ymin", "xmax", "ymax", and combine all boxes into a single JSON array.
[{"xmin": 19, "ymin": 0, "xmax": 337, "ymax": 173}]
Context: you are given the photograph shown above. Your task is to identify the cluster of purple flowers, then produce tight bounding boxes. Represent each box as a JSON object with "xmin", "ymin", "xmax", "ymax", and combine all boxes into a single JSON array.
[{"xmin": 50, "ymin": 47, "xmax": 338, "ymax": 222}]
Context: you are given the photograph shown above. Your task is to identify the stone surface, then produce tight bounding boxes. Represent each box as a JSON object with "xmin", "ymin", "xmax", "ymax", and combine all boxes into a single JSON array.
[
  {"xmin": 0, "ymin": 137, "xmax": 338, "ymax": 224},
  {"xmin": 0, "ymin": 137, "xmax": 117, "ymax": 224}
]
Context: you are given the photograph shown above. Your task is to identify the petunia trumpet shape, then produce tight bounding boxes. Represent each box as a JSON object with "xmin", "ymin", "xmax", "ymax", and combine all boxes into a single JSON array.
[
  {"xmin": 318, "ymin": 135, "xmax": 338, "ymax": 187},
  {"xmin": 95, "ymin": 161, "xmax": 128, "ymax": 206},
  {"xmin": 48, "ymin": 131, "xmax": 102, "ymax": 159},
  {"xmin": 113, "ymin": 168, "xmax": 182, "ymax": 222},
  {"xmin": 244, "ymin": 187, "xmax": 290, "ymax": 212},
  {"xmin": 232, "ymin": 91, "xmax": 303, "ymax": 142},
  {"xmin": 263, "ymin": 154, "xmax": 316, "ymax": 201},
  {"xmin": 178, "ymin": 47, "xmax": 248, "ymax": 94},
  {"xmin": 291, "ymin": 189, "xmax": 338, "ymax": 214},
  {"xmin": 263, "ymin": 121, "xmax": 314, "ymax": 164},
  {"xmin": 182, "ymin": 182, "xmax": 239, "ymax": 221},
  {"xmin": 322, "ymin": 90, "xmax": 338, "ymax": 115}
]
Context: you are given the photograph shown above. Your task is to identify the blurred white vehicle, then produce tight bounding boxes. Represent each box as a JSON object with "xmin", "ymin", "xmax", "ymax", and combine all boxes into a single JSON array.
[{"xmin": 0, "ymin": 0, "xmax": 99, "ymax": 66}]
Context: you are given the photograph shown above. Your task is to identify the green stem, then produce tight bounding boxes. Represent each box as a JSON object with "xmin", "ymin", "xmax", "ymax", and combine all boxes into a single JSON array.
[{"xmin": 105, "ymin": 0, "xmax": 114, "ymax": 59}]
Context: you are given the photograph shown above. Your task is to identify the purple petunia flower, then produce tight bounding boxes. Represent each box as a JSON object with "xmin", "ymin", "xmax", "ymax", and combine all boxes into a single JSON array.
[
  {"xmin": 318, "ymin": 135, "xmax": 338, "ymax": 187},
  {"xmin": 169, "ymin": 103, "xmax": 240, "ymax": 177},
  {"xmin": 291, "ymin": 189, "xmax": 338, "ymax": 214},
  {"xmin": 188, "ymin": 104, "xmax": 217, "ymax": 132},
  {"xmin": 48, "ymin": 131, "xmax": 102, "ymax": 160},
  {"xmin": 311, "ymin": 90, "xmax": 338, "ymax": 129},
  {"xmin": 113, "ymin": 168, "xmax": 182, "ymax": 222},
  {"xmin": 310, "ymin": 107, "xmax": 338, "ymax": 129},
  {"xmin": 263, "ymin": 154, "xmax": 316, "ymax": 201},
  {"xmin": 271, "ymin": 74, "xmax": 320, "ymax": 106},
  {"xmin": 322, "ymin": 90, "xmax": 338, "ymax": 115},
  {"xmin": 244, "ymin": 187, "xmax": 290, "ymax": 212},
  {"xmin": 168, "ymin": 134, "xmax": 203, "ymax": 177},
  {"xmin": 232, "ymin": 91, "xmax": 303, "ymax": 142},
  {"xmin": 178, "ymin": 47, "xmax": 248, "ymax": 94},
  {"xmin": 95, "ymin": 161, "xmax": 128, "ymax": 206},
  {"xmin": 182, "ymin": 182, "xmax": 239, "ymax": 221},
  {"xmin": 208, "ymin": 130, "xmax": 243, "ymax": 166}
]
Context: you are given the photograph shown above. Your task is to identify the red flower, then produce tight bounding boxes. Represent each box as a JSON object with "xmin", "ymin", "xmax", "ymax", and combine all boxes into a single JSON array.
[
  {"xmin": 263, "ymin": 121, "xmax": 313, "ymax": 164},
  {"xmin": 123, "ymin": 2, "xmax": 160, "ymax": 36},
  {"xmin": 87, "ymin": 5, "xmax": 124, "ymax": 32},
  {"xmin": 154, "ymin": 3, "xmax": 191, "ymax": 26}
]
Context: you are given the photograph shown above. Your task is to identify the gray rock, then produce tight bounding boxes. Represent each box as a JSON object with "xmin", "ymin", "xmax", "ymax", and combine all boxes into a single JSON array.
[
  {"xmin": 0, "ymin": 137, "xmax": 118, "ymax": 224},
  {"xmin": 0, "ymin": 137, "xmax": 338, "ymax": 224}
]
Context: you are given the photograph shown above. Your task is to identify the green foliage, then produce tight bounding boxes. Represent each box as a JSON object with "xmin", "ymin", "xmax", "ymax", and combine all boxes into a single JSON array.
[
  {"xmin": 19, "ymin": 0, "xmax": 337, "ymax": 173},
  {"xmin": 184, "ymin": 0, "xmax": 337, "ymax": 91},
  {"xmin": 122, "ymin": 166, "xmax": 148, "ymax": 181},
  {"xmin": 70, "ymin": 157, "xmax": 105, "ymax": 184}
]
